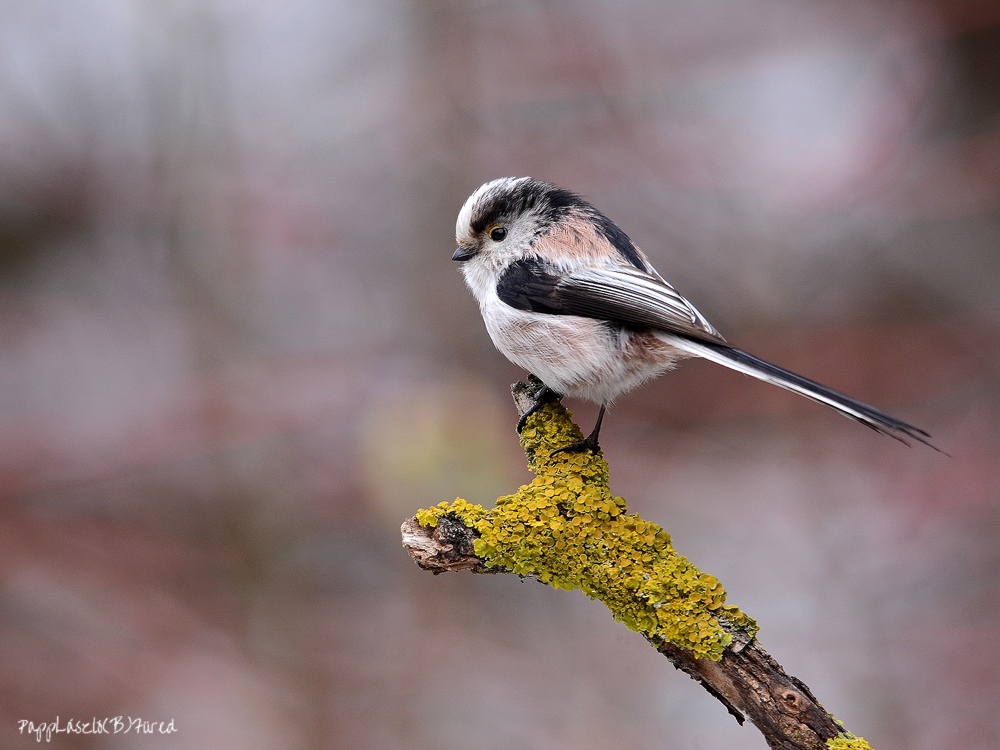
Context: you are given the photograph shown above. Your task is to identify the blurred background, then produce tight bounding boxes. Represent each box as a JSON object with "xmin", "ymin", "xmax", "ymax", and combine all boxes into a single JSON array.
[{"xmin": 1, "ymin": 0, "xmax": 998, "ymax": 748}]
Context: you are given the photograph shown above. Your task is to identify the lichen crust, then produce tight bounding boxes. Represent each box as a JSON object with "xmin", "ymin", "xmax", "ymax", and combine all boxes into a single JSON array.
[
  {"xmin": 415, "ymin": 401, "xmax": 757, "ymax": 661},
  {"xmin": 827, "ymin": 732, "xmax": 873, "ymax": 750}
]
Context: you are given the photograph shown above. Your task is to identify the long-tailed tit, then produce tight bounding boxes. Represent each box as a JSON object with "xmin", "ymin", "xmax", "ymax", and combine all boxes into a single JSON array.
[{"xmin": 453, "ymin": 176, "xmax": 937, "ymax": 453}]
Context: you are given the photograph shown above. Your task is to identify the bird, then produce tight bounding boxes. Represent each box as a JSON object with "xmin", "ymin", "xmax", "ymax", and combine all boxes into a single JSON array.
[{"xmin": 452, "ymin": 176, "xmax": 938, "ymax": 454}]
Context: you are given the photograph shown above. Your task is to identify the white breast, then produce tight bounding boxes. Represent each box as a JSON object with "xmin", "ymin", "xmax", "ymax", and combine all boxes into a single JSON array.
[{"xmin": 461, "ymin": 261, "xmax": 687, "ymax": 403}]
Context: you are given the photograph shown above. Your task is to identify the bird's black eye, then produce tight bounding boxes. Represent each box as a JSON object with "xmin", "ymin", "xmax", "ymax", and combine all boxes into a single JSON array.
[{"xmin": 489, "ymin": 226, "xmax": 507, "ymax": 242}]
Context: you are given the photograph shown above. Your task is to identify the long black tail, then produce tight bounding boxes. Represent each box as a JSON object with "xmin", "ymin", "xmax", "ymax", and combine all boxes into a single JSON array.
[{"xmin": 675, "ymin": 339, "xmax": 941, "ymax": 451}]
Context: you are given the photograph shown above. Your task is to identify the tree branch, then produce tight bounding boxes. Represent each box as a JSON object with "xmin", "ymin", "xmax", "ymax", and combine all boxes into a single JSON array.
[{"xmin": 401, "ymin": 378, "xmax": 871, "ymax": 750}]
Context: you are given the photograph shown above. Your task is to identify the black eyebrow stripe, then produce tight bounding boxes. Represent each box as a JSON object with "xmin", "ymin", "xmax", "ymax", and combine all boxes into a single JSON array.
[{"xmin": 470, "ymin": 181, "xmax": 585, "ymax": 236}]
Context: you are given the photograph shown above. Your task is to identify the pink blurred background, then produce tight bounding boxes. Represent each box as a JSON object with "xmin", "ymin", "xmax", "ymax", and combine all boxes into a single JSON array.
[{"xmin": 1, "ymin": 1, "xmax": 998, "ymax": 748}]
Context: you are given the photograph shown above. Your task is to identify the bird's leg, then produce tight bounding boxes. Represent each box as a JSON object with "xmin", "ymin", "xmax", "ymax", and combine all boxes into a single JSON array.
[
  {"xmin": 517, "ymin": 380, "xmax": 563, "ymax": 433},
  {"xmin": 552, "ymin": 403, "xmax": 606, "ymax": 455}
]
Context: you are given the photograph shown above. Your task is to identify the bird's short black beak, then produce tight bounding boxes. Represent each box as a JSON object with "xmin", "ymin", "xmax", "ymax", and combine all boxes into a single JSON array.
[{"xmin": 452, "ymin": 246, "xmax": 476, "ymax": 262}]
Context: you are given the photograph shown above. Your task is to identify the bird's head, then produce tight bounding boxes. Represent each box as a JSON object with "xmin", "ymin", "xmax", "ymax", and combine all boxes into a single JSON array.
[{"xmin": 453, "ymin": 177, "xmax": 584, "ymax": 266}]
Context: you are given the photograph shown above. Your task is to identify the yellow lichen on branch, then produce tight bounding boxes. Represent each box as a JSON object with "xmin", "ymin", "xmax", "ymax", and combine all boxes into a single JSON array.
[
  {"xmin": 414, "ymin": 400, "xmax": 757, "ymax": 661},
  {"xmin": 827, "ymin": 733, "xmax": 873, "ymax": 750}
]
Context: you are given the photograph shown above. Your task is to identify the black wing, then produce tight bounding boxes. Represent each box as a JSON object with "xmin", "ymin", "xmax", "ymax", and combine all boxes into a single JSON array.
[
  {"xmin": 494, "ymin": 258, "xmax": 941, "ymax": 451},
  {"xmin": 496, "ymin": 258, "xmax": 724, "ymax": 344}
]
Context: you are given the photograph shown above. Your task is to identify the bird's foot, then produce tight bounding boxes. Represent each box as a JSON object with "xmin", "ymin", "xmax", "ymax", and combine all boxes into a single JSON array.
[
  {"xmin": 516, "ymin": 381, "xmax": 562, "ymax": 433},
  {"xmin": 550, "ymin": 403, "xmax": 606, "ymax": 455},
  {"xmin": 550, "ymin": 433, "xmax": 601, "ymax": 456}
]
